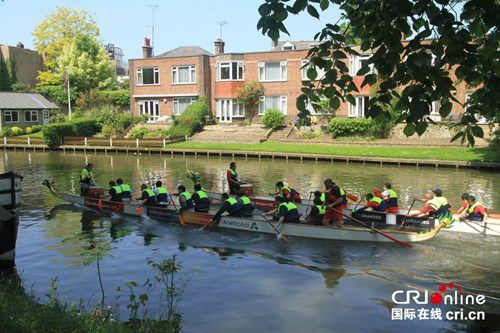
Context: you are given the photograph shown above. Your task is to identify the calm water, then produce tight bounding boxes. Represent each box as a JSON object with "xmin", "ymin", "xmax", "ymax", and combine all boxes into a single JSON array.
[{"xmin": 4, "ymin": 151, "xmax": 500, "ymax": 332}]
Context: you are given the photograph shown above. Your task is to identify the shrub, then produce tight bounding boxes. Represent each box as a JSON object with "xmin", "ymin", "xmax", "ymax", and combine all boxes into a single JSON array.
[
  {"xmin": 75, "ymin": 89, "xmax": 108, "ymax": 110},
  {"xmin": 100, "ymin": 124, "xmax": 117, "ymax": 137},
  {"xmin": 25, "ymin": 127, "xmax": 33, "ymax": 134},
  {"xmin": 114, "ymin": 113, "xmax": 138, "ymax": 132},
  {"xmin": 0, "ymin": 128, "xmax": 13, "ymax": 137},
  {"xmin": 327, "ymin": 118, "xmax": 374, "ymax": 137},
  {"xmin": 144, "ymin": 131, "xmax": 161, "ymax": 138},
  {"xmin": 10, "ymin": 126, "xmax": 24, "ymax": 136},
  {"xmin": 162, "ymin": 125, "xmax": 190, "ymax": 138},
  {"xmin": 165, "ymin": 97, "xmax": 210, "ymax": 137},
  {"xmin": 261, "ymin": 109, "xmax": 286, "ymax": 129},
  {"xmin": 101, "ymin": 89, "xmax": 130, "ymax": 108},
  {"xmin": 31, "ymin": 125, "xmax": 43, "ymax": 133},
  {"xmin": 129, "ymin": 127, "xmax": 149, "ymax": 139},
  {"xmin": 43, "ymin": 123, "xmax": 74, "ymax": 148},
  {"xmin": 49, "ymin": 109, "xmax": 67, "ymax": 123},
  {"xmin": 71, "ymin": 118, "xmax": 101, "ymax": 136}
]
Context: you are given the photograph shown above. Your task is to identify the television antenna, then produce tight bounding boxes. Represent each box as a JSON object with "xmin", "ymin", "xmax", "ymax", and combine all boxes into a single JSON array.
[
  {"xmin": 148, "ymin": 4, "xmax": 159, "ymax": 55},
  {"xmin": 215, "ymin": 20, "xmax": 228, "ymax": 40}
]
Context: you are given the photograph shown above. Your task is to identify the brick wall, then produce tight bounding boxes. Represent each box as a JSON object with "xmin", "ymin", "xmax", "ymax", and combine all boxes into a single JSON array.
[{"xmin": 0, "ymin": 45, "xmax": 44, "ymax": 87}]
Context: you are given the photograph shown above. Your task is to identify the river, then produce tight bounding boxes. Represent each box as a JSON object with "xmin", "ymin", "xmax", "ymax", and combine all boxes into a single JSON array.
[{"xmin": 3, "ymin": 151, "xmax": 500, "ymax": 332}]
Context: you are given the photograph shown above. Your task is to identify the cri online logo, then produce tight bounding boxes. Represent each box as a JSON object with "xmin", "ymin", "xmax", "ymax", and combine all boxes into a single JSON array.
[{"xmin": 392, "ymin": 282, "xmax": 486, "ymax": 305}]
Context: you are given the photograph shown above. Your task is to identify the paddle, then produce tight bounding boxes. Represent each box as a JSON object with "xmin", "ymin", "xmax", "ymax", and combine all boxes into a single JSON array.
[
  {"xmin": 261, "ymin": 215, "xmax": 291, "ymax": 243},
  {"xmin": 399, "ymin": 198, "xmax": 417, "ymax": 229},
  {"xmin": 351, "ymin": 197, "xmax": 364, "ymax": 213},
  {"xmin": 170, "ymin": 196, "xmax": 186, "ymax": 226},
  {"xmin": 330, "ymin": 207, "xmax": 412, "ymax": 248}
]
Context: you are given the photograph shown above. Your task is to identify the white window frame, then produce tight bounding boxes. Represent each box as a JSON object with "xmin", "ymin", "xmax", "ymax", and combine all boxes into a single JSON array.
[
  {"xmin": 348, "ymin": 96, "xmax": 369, "ymax": 118},
  {"xmin": 258, "ymin": 61, "xmax": 287, "ymax": 82},
  {"xmin": 138, "ymin": 100, "xmax": 160, "ymax": 123},
  {"xmin": 349, "ymin": 55, "xmax": 376, "ymax": 76},
  {"xmin": 172, "ymin": 65, "xmax": 196, "ymax": 84},
  {"xmin": 173, "ymin": 97, "xmax": 196, "ymax": 115},
  {"xmin": 301, "ymin": 59, "xmax": 326, "ymax": 81},
  {"xmin": 217, "ymin": 61, "xmax": 244, "ymax": 81},
  {"xmin": 137, "ymin": 67, "xmax": 160, "ymax": 86},
  {"xmin": 24, "ymin": 110, "xmax": 39, "ymax": 123},
  {"xmin": 216, "ymin": 99, "xmax": 245, "ymax": 123},
  {"xmin": 281, "ymin": 41, "xmax": 295, "ymax": 50},
  {"xmin": 258, "ymin": 96, "xmax": 287, "ymax": 115},
  {"xmin": 4, "ymin": 110, "xmax": 19, "ymax": 123}
]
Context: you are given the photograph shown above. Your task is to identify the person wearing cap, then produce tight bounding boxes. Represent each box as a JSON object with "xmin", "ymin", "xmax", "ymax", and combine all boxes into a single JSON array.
[
  {"xmin": 460, "ymin": 195, "xmax": 488, "ymax": 222},
  {"xmin": 412, "ymin": 188, "xmax": 449, "ymax": 218}
]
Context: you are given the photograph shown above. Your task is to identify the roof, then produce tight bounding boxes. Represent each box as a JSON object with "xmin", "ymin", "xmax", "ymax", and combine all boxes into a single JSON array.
[
  {"xmin": 155, "ymin": 46, "xmax": 213, "ymax": 58},
  {"xmin": 272, "ymin": 41, "xmax": 320, "ymax": 51},
  {"xmin": 0, "ymin": 92, "xmax": 59, "ymax": 109}
]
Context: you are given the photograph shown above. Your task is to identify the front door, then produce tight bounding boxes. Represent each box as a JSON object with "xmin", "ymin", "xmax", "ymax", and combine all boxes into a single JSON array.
[
  {"xmin": 218, "ymin": 99, "xmax": 232, "ymax": 123},
  {"xmin": 43, "ymin": 110, "xmax": 50, "ymax": 125},
  {"xmin": 139, "ymin": 100, "xmax": 159, "ymax": 123}
]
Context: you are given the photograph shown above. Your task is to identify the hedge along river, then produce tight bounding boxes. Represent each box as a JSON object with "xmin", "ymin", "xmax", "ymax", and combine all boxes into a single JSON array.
[{"xmin": 4, "ymin": 151, "xmax": 500, "ymax": 332}]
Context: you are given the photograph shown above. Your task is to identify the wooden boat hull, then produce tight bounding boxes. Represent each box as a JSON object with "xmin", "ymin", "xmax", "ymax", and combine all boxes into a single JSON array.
[{"xmin": 47, "ymin": 187, "xmax": 441, "ymax": 244}]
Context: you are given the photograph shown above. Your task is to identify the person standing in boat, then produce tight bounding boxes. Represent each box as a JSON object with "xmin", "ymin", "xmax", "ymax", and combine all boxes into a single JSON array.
[
  {"xmin": 237, "ymin": 191, "xmax": 254, "ymax": 217},
  {"xmin": 211, "ymin": 193, "xmax": 244, "ymax": 223},
  {"xmin": 116, "ymin": 178, "xmax": 132, "ymax": 202},
  {"xmin": 80, "ymin": 163, "xmax": 95, "ymax": 196},
  {"xmin": 227, "ymin": 162, "xmax": 241, "ymax": 194},
  {"xmin": 177, "ymin": 185, "xmax": 194, "ymax": 212},
  {"xmin": 354, "ymin": 193, "xmax": 389, "ymax": 213},
  {"xmin": 375, "ymin": 183, "xmax": 398, "ymax": 213},
  {"xmin": 272, "ymin": 181, "xmax": 302, "ymax": 203},
  {"xmin": 322, "ymin": 178, "xmax": 348, "ymax": 227},
  {"xmin": 460, "ymin": 196, "xmax": 488, "ymax": 222},
  {"xmin": 137, "ymin": 184, "xmax": 157, "ymax": 207},
  {"xmin": 192, "ymin": 183, "xmax": 210, "ymax": 213},
  {"xmin": 263, "ymin": 196, "xmax": 300, "ymax": 226},
  {"xmin": 154, "ymin": 181, "xmax": 171, "ymax": 206},
  {"xmin": 108, "ymin": 181, "xmax": 123, "ymax": 202}
]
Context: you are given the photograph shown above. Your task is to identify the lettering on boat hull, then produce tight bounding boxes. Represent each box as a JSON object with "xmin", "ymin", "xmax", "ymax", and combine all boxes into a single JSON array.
[
  {"xmin": 84, "ymin": 198, "xmax": 124, "ymax": 213},
  {"xmin": 352, "ymin": 211, "xmax": 387, "ymax": 224},
  {"xmin": 396, "ymin": 215, "xmax": 435, "ymax": 229},
  {"xmin": 221, "ymin": 218, "xmax": 259, "ymax": 231},
  {"xmin": 147, "ymin": 206, "xmax": 176, "ymax": 220}
]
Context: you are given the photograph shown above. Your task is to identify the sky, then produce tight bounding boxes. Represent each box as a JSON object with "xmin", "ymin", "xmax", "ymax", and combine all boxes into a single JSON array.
[{"xmin": 0, "ymin": 0, "xmax": 341, "ymax": 61}]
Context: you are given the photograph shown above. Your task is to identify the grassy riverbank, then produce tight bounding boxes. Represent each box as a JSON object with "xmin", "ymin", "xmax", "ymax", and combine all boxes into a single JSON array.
[{"xmin": 167, "ymin": 141, "xmax": 499, "ymax": 163}]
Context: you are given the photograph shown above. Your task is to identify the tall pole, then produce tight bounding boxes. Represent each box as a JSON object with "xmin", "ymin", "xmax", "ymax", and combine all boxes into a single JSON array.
[
  {"xmin": 67, "ymin": 70, "xmax": 72, "ymax": 119},
  {"xmin": 148, "ymin": 4, "xmax": 158, "ymax": 56}
]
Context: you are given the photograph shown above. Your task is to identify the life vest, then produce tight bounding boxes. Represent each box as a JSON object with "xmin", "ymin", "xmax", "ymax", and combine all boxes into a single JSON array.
[
  {"xmin": 81, "ymin": 169, "xmax": 93, "ymax": 184},
  {"xmin": 278, "ymin": 202, "xmax": 299, "ymax": 222},
  {"xmin": 180, "ymin": 191, "xmax": 194, "ymax": 208},
  {"xmin": 227, "ymin": 168, "xmax": 238, "ymax": 179},
  {"xmin": 385, "ymin": 189, "xmax": 398, "ymax": 207},
  {"xmin": 196, "ymin": 190, "xmax": 208, "ymax": 199},
  {"xmin": 427, "ymin": 196, "xmax": 448, "ymax": 210},
  {"xmin": 320, "ymin": 192, "xmax": 326, "ymax": 203},
  {"xmin": 226, "ymin": 197, "xmax": 238, "ymax": 205},
  {"xmin": 327, "ymin": 186, "xmax": 347, "ymax": 205},
  {"xmin": 467, "ymin": 202, "xmax": 484, "ymax": 214},
  {"xmin": 239, "ymin": 196, "xmax": 251, "ymax": 205},
  {"xmin": 370, "ymin": 196, "xmax": 382, "ymax": 204},
  {"xmin": 143, "ymin": 189, "xmax": 155, "ymax": 197},
  {"xmin": 112, "ymin": 185, "xmax": 123, "ymax": 195},
  {"xmin": 316, "ymin": 205, "xmax": 326, "ymax": 215},
  {"xmin": 156, "ymin": 187, "xmax": 169, "ymax": 203},
  {"xmin": 281, "ymin": 185, "xmax": 301, "ymax": 202},
  {"xmin": 225, "ymin": 197, "xmax": 242, "ymax": 215},
  {"xmin": 120, "ymin": 184, "xmax": 131, "ymax": 192},
  {"xmin": 279, "ymin": 202, "xmax": 298, "ymax": 212}
]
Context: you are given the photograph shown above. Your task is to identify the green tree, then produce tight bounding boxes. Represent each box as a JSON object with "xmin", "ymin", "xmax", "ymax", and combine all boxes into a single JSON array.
[
  {"xmin": 236, "ymin": 81, "xmax": 265, "ymax": 122},
  {"xmin": 0, "ymin": 55, "xmax": 12, "ymax": 91},
  {"xmin": 57, "ymin": 35, "xmax": 116, "ymax": 93},
  {"xmin": 33, "ymin": 7, "xmax": 100, "ymax": 85},
  {"xmin": 257, "ymin": 0, "xmax": 499, "ymax": 145},
  {"xmin": 6, "ymin": 58, "xmax": 17, "ymax": 84},
  {"xmin": 340, "ymin": 21, "xmax": 361, "ymax": 45}
]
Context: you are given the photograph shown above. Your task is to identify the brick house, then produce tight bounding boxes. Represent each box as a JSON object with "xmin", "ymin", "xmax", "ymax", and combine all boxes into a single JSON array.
[
  {"xmin": 0, "ymin": 43, "xmax": 45, "ymax": 88},
  {"xmin": 129, "ymin": 38, "xmax": 474, "ymax": 124}
]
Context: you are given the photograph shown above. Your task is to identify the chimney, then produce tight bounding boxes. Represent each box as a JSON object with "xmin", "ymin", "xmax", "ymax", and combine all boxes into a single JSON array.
[
  {"xmin": 142, "ymin": 37, "xmax": 153, "ymax": 59},
  {"xmin": 271, "ymin": 39, "xmax": 279, "ymax": 49},
  {"xmin": 214, "ymin": 39, "xmax": 225, "ymax": 55}
]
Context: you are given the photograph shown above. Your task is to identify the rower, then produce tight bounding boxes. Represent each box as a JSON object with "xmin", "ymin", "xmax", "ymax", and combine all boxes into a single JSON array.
[
  {"xmin": 380, "ymin": 183, "xmax": 398, "ymax": 213},
  {"xmin": 263, "ymin": 196, "xmax": 300, "ymax": 228},
  {"xmin": 108, "ymin": 181, "xmax": 122, "ymax": 202},
  {"xmin": 456, "ymin": 193, "xmax": 470, "ymax": 214},
  {"xmin": 322, "ymin": 178, "xmax": 348, "ymax": 227},
  {"xmin": 274, "ymin": 181, "xmax": 302, "ymax": 203},
  {"xmin": 154, "ymin": 181, "xmax": 170, "ymax": 206},
  {"xmin": 117, "ymin": 178, "xmax": 132, "ymax": 202},
  {"xmin": 412, "ymin": 188, "xmax": 449, "ymax": 218},
  {"xmin": 177, "ymin": 185, "xmax": 194, "ymax": 212},
  {"xmin": 460, "ymin": 196, "xmax": 488, "ymax": 222},
  {"xmin": 211, "ymin": 193, "xmax": 243, "ymax": 222},
  {"xmin": 137, "ymin": 184, "xmax": 157, "ymax": 207},
  {"xmin": 80, "ymin": 163, "xmax": 95, "ymax": 196},
  {"xmin": 192, "ymin": 183, "xmax": 210, "ymax": 213},
  {"xmin": 237, "ymin": 191, "xmax": 254, "ymax": 217},
  {"xmin": 308, "ymin": 196, "xmax": 326, "ymax": 225},
  {"xmin": 227, "ymin": 162, "xmax": 240, "ymax": 194},
  {"xmin": 354, "ymin": 193, "xmax": 389, "ymax": 213}
]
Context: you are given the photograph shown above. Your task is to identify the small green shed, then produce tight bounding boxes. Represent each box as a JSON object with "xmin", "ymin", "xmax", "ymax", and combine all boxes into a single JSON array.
[{"xmin": 0, "ymin": 92, "xmax": 59, "ymax": 130}]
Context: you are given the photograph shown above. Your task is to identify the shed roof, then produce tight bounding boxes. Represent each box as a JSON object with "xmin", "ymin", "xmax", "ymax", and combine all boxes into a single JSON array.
[{"xmin": 0, "ymin": 92, "xmax": 59, "ymax": 109}]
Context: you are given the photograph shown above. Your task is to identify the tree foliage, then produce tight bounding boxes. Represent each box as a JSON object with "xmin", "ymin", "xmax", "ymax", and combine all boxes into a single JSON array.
[
  {"xmin": 33, "ymin": 7, "xmax": 100, "ymax": 85},
  {"xmin": 0, "ymin": 55, "xmax": 12, "ymax": 91},
  {"xmin": 236, "ymin": 81, "xmax": 266, "ymax": 121},
  {"xmin": 257, "ymin": 0, "xmax": 499, "ymax": 145}
]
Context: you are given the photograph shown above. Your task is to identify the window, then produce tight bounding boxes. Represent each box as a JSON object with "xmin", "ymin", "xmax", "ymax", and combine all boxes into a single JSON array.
[
  {"xmin": 173, "ymin": 97, "xmax": 196, "ymax": 115},
  {"xmin": 349, "ymin": 55, "xmax": 376, "ymax": 76},
  {"xmin": 137, "ymin": 67, "xmax": 159, "ymax": 85},
  {"xmin": 348, "ymin": 96, "xmax": 369, "ymax": 118},
  {"xmin": 4, "ymin": 110, "xmax": 19, "ymax": 123},
  {"xmin": 24, "ymin": 110, "xmax": 39, "ymax": 122},
  {"xmin": 216, "ymin": 99, "xmax": 245, "ymax": 119},
  {"xmin": 301, "ymin": 60, "xmax": 326, "ymax": 81},
  {"xmin": 138, "ymin": 100, "xmax": 159, "ymax": 123},
  {"xmin": 258, "ymin": 96, "xmax": 287, "ymax": 115},
  {"xmin": 172, "ymin": 65, "xmax": 196, "ymax": 84},
  {"xmin": 258, "ymin": 61, "xmax": 287, "ymax": 81},
  {"xmin": 281, "ymin": 42, "xmax": 295, "ymax": 50},
  {"xmin": 217, "ymin": 62, "xmax": 244, "ymax": 81}
]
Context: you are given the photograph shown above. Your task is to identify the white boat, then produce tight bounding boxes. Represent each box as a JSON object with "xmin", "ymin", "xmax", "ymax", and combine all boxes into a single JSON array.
[{"xmin": 43, "ymin": 180, "xmax": 447, "ymax": 245}]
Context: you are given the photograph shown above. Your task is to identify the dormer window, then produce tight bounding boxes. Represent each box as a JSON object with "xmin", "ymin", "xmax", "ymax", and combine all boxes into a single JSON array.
[{"xmin": 281, "ymin": 41, "xmax": 295, "ymax": 51}]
